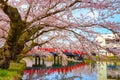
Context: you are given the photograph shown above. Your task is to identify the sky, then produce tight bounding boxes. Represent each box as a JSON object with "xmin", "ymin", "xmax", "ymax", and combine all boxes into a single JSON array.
[
  {"xmin": 94, "ymin": 27, "xmax": 112, "ymax": 34},
  {"xmin": 72, "ymin": 8, "xmax": 120, "ymax": 34}
]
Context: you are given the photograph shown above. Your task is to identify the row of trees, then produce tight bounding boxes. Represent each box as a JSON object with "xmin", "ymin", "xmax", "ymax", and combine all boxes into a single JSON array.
[{"xmin": 0, "ymin": 0, "xmax": 120, "ymax": 69}]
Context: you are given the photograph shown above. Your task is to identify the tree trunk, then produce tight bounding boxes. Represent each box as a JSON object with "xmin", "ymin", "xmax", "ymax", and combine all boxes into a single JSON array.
[
  {"xmin": 0, "ymin": 41, "xmax": 25, "ymax": 69},
  {"xmin": 0, "ymin": 46, "xmax": 11, "ymax": 69},
  {"xmin": 0, "ymin": 56, "xmax": 10, "ymax": 69},
  {"xmin": 0, "ymin": 2, "xmax": 39, "ymax": 69},
  {"xmin": 9, "ymin": 44, "xmax": 24, "ymax": 60},
  {"xmin": 0, "ymin": 4, "xmax": 26, "ymax": 68}
]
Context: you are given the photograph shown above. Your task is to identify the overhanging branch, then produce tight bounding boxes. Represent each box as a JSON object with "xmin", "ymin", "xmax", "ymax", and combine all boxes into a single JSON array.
[{"xmin": 29, "ymin": 0, "xmax": 81, "ymax": 25}]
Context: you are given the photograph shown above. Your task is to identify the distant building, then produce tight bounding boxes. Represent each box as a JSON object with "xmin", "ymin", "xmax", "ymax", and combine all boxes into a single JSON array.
[{"xmin": 96, "ymin": 34, "xmax": 120, "ymax": 56}]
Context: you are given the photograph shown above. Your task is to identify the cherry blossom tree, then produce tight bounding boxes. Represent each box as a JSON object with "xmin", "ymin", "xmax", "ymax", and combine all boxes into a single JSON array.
[{"xmin": 0, "ymin": 0, "xmax": 120, "ymax": 69}]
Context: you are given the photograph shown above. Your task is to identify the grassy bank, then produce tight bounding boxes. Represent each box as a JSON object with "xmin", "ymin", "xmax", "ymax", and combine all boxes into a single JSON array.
[
  {"xmin": 0, "ymin": 61, "xmax": 25, "ymax": 80},
  {"xmin": 85, "ymin": 56, "xmax": 119, "ymax": 61}
]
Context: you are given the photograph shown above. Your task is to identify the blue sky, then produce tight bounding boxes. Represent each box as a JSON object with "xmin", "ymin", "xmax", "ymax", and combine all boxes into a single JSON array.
[
  {"xmin": 72, "ymin": 9, "xmax": 120, "ymax": 34},
  {"xmin": 94, "ymin": 28, "xmax": 112, "ymax": 34}
]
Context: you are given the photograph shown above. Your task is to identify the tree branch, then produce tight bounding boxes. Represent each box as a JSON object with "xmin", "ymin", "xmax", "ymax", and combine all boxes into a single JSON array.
[
  {"xmin": 29, "ymin": 0, "xmax": 81, "ymax": 25},
  {"xmin": 17, "ymin": 25, "xmax": 44, "ymax": 44},
  {"xmin": 24, "ymin": 4, "xmax": 32, "ymax": 22},
  {"xmin": 28, "ymin": 28, "xmax": 56, "ymax": 42},
  {"xmin": 63, "ymin": 28, "xmax": 120, "ymax": 60},
  {"xmin": 0, "ymin": 27, "xmax": 8, "ymax": 33},
  {"xmin": 16, "ymin": 35, "xmax": 57, "ymax": 62},
  {"xmin": 99, "ymin": 24, "xmax": 120, "ymax": 38}
]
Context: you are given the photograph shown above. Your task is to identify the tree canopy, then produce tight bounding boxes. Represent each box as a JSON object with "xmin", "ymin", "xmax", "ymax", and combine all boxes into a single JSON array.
[{"xmin": 0, "ymin": 0, "xmax": 120, "ymax": 69}]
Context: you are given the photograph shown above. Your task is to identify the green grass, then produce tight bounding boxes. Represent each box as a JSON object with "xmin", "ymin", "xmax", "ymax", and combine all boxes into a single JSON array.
[
  {"xmin": 85, "ymin": 55, "xmax": 119, "ymax": 61},
  {"xmin": 0, "ymin": 61, "xmax": 25, "ymax": 80}
]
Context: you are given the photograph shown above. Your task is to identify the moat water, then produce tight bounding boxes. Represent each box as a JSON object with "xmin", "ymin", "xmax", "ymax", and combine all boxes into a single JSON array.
[{"xmin": 22, "ymin": 61, "xmax": 120, "ymax": 80}]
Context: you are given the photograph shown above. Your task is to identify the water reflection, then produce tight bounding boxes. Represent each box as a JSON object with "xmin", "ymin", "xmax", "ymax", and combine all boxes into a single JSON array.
[
  {"xmin": 97, "ymin": 62, "xmax": 107, "ymax": 80},
  {"xmin": 107, "ymin": 62, "xmax": 120, "ymax": 79},
  {"xmin": 22, "ymin": 61, "xmax": 120, "ymax": 80}
]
